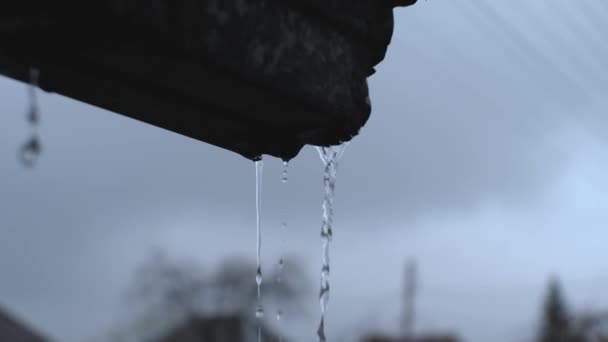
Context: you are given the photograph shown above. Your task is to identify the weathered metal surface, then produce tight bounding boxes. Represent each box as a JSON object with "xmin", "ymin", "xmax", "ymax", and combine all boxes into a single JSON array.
[{"xmin": 0, "ymin": 0, "xmax": 416, "ymax": 160}]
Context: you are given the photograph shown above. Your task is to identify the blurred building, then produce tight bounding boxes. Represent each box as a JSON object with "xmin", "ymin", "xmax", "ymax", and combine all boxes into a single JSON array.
[
  {"xmin": 0, "ymin": 306, "xmax": 49, "ymax": 342},
  {"xmin": 362, "ymin": 334, "xmax": 460, "ymax": 342},
  {"xmin": 156, "ymin": 315, "xmax": 285, "ymax": 342},
  {"xmin": 571, "ymin": 311, "xmax": 608, "ymax": 342},
  {"xmin": 361, "ymin": 260, "xmax": 460, "ymax": 342}
]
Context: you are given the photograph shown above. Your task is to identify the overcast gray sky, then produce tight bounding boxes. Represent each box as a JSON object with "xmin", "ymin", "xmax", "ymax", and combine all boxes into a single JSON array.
[{"xmin": 2, "ymin": 1, "xmax": 608, "ymax": 341}]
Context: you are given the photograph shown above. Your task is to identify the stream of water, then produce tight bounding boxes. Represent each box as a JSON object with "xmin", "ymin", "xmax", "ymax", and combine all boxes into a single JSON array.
[
  {"xmin": 253, "ymin": 145, "xmax": 347, "ymax": 342},
  {"xmin": 20, "ymin": 67, "xmax": 42, "ymax": 168},
  {"xmin": 315, "ymin": 143, "xmax": 349, "ymax": 342},
  {"xmin": 254, "ymin": 160, "xmax": 264, "ymax": 341},
  {"xmin": 276, "ymin": 160, "xmax": 289, "ymax": 342}
]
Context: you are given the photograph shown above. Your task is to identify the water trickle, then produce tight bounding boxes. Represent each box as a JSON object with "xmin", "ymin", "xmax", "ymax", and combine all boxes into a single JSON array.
[
  {"xmin": 254, "ymin": 160, "xmax": 264, "ymax": 340},
  {"xmin": 281, "ymin": 161, "xmax": 289, "ymax": 183},
  {"xmin": 19, "ymin": 67, "xmax": 42, "ymax": 168},
  {"xmin": 276, "ymin": 164, "xmax": 289, "ymax": 342},
  {"xmin": 27, "ymin": 68, "xmax": 40, "ymax": 124},
  {"xmin": 315, "ymin": 142, "xmax": 349, "ymax": 342}
]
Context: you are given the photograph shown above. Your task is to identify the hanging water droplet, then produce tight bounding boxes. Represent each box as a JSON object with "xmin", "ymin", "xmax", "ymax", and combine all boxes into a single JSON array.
[
  {"xmin": 276, "ymin": 310, "xmax": 283, "ymax": 321},
  {"xmin": 20, "ymin": 67, "xmax": 42, "ymax": 168},
  {"xmin": 281, "ymin": 160, "xmax": 289, "ymax": 183},
  {"xmin": 27, "ymin": 68, "xmax": 40, "ymax": 124}
]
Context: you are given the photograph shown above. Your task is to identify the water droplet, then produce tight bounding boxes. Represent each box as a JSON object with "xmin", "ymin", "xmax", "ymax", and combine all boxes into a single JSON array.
[
  {"xmin": 19, "ymin": 136, "xmax": 41, "ymax": 168},
  {"xmin": 256, "ymin": 266, "xmax": 263, "ymax": 286},
  {"xmin": 255, "ymin": 305, "xmax": 264, "ymax": 318},
  {"xmin": 276, "ymin": 310, "xmax": 283, "ymax": 321}
]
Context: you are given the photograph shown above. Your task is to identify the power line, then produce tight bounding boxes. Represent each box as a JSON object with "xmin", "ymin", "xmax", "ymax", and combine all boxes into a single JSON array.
[
  {"xmin": 466, "ymin": 0, "xmax": 589, "ymax": 102},
  {"xmin": 508, "ymin": 1, "xmax": 607, "ymax": 93}
]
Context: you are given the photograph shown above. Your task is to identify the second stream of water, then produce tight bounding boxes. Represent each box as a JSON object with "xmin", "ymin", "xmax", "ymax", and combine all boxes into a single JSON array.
[{"xmin": 315, "ymin": 143, "xmax": 349, "ymax": 342}]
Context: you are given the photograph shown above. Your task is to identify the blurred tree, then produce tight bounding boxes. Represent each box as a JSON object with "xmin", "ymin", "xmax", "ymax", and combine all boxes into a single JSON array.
[
  {"xmin": 128, "ymin": 250, "xmax": 207, "ymax": 316},
  {"xmin": 569, "ymin": 310, "xmax": 608, "ymax": 342},
  {"xmin": 209, "ymin": 256, "xmax": 309, "ymax": 315},
  {"xmin": 538, "ymin": 277, "xmax": 573, "ymax": 342},
  {"xmin": 103, "ymin": 249, "xmax": 310, "ymax": 341}
]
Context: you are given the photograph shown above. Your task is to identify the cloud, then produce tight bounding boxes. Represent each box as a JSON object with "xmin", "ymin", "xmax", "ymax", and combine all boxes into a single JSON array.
[{"xmin": 0, "ymin": 1, "xmax": 607, "ymax": 341}]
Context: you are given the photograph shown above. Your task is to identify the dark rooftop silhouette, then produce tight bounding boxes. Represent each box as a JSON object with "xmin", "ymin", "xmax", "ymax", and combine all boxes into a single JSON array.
[
  {"xmin": 156, "ymin": 315, "xmax": 286, "ymax": 342},
  {"xmin": 0, "ymin": 306, "xmax": 49, "ymax": 342},
  {"xmin": 0, "ymin": 0, "xmax": 417, "ymax": 160}
]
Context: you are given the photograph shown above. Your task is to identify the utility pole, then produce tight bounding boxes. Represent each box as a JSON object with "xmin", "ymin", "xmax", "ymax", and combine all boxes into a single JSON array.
[{"xmin": 402, "ymin": 259, "xmax": 417, "ymax": 339}]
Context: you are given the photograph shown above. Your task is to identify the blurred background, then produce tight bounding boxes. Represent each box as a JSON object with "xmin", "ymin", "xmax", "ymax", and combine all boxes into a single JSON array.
[{"xmin": 2, "ymin": 1, "xmax": 608, "ymax": 341}]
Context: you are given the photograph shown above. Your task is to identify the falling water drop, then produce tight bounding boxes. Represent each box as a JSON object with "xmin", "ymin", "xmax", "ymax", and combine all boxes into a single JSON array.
[
  {"xmin": 255, "ymin": 304, "xmax": 265, "ymax": 318},
  {"xmin": 315, "ymin": 142, "xmax": 349, "ymax": 342},
  {"xmin": 19, "ymin": 136, "xmax": 41, "ymax": 168},
  {"xmin": 254, "ymin": 160, "xmax": 264, "ymax": 341}
]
